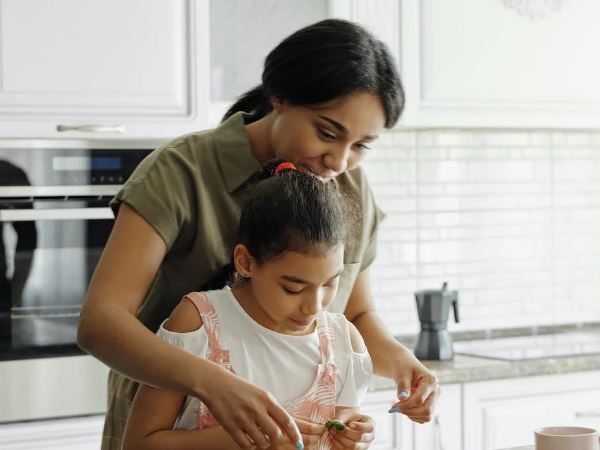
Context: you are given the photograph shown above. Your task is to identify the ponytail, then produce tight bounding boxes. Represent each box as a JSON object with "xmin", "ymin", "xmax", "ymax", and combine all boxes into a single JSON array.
[{"xmin": 222, "ymin": 85, "xmax": 272, "ymax": 122}]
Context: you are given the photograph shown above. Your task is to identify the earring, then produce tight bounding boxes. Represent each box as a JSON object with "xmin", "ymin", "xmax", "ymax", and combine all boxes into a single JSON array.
[{"xmin": 236, "ymin": 271, "xmax": 250, "ymax": 283}]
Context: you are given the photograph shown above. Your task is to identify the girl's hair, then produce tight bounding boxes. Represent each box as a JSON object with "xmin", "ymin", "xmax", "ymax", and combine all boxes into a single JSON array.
[
  {"xmin": 202, "ymin": 160, "xmax": 350, "ymax": 291},
  {"xmin": 223, "ymin": 19, "xmax": 404, "ymax": 128}
]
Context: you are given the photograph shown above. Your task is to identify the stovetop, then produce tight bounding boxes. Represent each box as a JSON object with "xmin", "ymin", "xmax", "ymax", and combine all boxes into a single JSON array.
[{"xmin": 453, "ymin": 331, "xmax": 600, "ymax": 361}]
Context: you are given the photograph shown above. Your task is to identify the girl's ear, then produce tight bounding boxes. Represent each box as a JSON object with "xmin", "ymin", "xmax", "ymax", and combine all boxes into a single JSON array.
[
  {"xmin": 270, "ymin": 96, "xmax": 284, "ymax": 113},
  {"xmin": 233, "ymin": 244, "xmax": 256, "ymax": 278}
]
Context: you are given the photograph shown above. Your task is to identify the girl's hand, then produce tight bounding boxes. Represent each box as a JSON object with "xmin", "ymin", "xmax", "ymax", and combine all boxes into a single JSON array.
[
  {"xmin": 294, "ymin": 416, "xmax": 326, "ymax": 450},
  {"xmin": 329, "ymin": 409, "xmax": 375, "ymax": 450},
  {"xmin": 202, "ymin": 367, "xmax": 303, "ymax": 450},
  {"xmin": 267, "ymin": 416, "xmax": 325, "ymax": 450}
]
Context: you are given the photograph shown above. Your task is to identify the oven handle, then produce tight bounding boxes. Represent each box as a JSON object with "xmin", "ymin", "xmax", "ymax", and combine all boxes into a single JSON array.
[{"xmin": 0, "ymin": 207, "xmax": 113, "ymax": 221}]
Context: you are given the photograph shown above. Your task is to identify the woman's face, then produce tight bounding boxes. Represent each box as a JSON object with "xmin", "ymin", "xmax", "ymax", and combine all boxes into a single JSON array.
[{"xmin": 269, "ymin": 92, "xmax": 386, "ymax": 182}]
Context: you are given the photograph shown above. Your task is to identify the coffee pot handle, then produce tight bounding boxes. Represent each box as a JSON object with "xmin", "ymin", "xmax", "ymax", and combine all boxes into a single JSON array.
[{"xmin": 452, "ymin": 297, "xmax": 460, "ymax": 323}]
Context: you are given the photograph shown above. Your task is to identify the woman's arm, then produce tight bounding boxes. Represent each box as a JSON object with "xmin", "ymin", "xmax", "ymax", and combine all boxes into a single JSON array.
[
  {"xmin": 78, "ymin": 204, "xmax": 301, "ymax": 449},
  {"xmin": 343, "ymin": 268, "xmax": 440, "ymax": 424}
]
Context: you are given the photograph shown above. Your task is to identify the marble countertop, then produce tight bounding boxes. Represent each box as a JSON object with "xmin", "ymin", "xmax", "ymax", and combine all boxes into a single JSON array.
[{"xmin": 369, "ymin": 322, "xmax": 600, "ymax": 391}]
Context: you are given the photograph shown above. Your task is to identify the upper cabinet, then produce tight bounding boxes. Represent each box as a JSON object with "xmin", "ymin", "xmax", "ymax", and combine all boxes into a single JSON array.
[
  {"xmin": 208, "ymin": 0, "xmax": 329, "ymax": 123},
  {"xmin": 398, "ymin": 0, "xmax": 600, "ymax": 129},
  {"xmin": 0, "ymin": 0, "xmax": 209, "ymax": 139},
  {"xmin": 4, "ymin": 0, "xmax": 598, "ymax": 138}
]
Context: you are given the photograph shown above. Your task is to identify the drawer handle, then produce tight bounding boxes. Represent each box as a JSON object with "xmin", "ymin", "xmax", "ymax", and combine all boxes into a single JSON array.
[
  {"xmin": 434, "ymin": 415, "xmax": 445, "ymax": 450},
  {"xmin": 56, "ymin": 124, "xmax": 125, "ymax": 133},
  {"xmin": 0, "ymin": 207, "xmax": 113, "ymax": 221},
  {"xmin": 575, "ymin": 410, "xmax": 600, "ymax": 418}
]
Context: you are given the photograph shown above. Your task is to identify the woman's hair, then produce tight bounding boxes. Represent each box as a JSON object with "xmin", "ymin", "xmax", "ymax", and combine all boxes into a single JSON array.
[
  {"xmin": 202, "ymin": 160, "xmax": 350, "ymax": 291},
  {"xmin": 223, "ymin": 19, "xmax": 404, "ymax": 128}
]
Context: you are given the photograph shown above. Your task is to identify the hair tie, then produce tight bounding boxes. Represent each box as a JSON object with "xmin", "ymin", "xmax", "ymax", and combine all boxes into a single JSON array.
[{"xmin": 274, "ymin": 161, "xmax": 297, "ymax": 175}]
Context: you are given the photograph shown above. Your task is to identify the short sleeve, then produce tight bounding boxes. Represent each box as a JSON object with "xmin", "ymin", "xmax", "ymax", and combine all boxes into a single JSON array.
[
  {"xmin": 110, "ymin": 144, "xmax": 196, "ymax": 250},
  {"xmin": 359, "ymin": 200, "xmax": 386, "ymax": 272},
  {"xmin": 156, "ymin": 319, "xmax": 209, "ymax": 357}
]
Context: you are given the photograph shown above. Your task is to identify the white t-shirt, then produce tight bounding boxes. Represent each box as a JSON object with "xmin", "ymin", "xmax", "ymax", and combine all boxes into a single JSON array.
[{"xmin": 157, "ymin": 287, "xmax": 373, "ymax": 430}]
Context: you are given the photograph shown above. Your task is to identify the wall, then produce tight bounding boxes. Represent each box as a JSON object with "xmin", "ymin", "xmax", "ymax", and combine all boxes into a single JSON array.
[{"xmin": 363, "ymin": 130, "xmax": 600, "ymax": 336}]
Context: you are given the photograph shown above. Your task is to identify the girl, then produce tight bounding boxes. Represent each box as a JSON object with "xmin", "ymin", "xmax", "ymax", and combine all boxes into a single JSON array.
[
  {"xmin": 122, "ymin": 161, "xmax": 374, "ymax": 450},
  {"xmin": 79, "ymin": 18, "xmax": 439, "ymax": 450}
]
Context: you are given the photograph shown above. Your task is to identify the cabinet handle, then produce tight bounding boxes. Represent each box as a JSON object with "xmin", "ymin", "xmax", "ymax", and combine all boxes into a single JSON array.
[
  {"xmin": 575, "ymin": 410, "xmax": 600, "ymax": 418},
  {"xmin": 0, "ymin": 207, "xmax": 113, "ymax": 222},
  {"xmin": 56, "ymin": 124, "xmax": 125, "ymax": 133},
  {"xmin": 434, "ymin": 415, "xmax": 445, "ymax": 450}
]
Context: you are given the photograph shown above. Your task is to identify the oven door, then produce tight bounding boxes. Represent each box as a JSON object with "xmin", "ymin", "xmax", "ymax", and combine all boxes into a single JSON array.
[{"xmin": 0, "ymin": 196, "xmax": 113, "ymax": 350}]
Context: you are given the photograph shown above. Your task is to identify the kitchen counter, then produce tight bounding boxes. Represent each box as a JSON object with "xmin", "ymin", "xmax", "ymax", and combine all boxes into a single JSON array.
[{"xmin": 369, "ymin": 322, "xmax": 600, "ymax": 391}]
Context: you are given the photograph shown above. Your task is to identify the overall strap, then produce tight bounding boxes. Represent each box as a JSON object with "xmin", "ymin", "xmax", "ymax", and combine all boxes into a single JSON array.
[
  {"xmin": 315, "ymin": 312, "xmax": 336, "ymax": 366},
  {"xmin": 183, "ymin": 292, "xmax": 225, "ymax": 356}
]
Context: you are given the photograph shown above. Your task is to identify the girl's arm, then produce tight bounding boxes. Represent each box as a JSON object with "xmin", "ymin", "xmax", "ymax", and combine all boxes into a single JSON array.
[
  {"xmin": 123, "ymin": 383, "xmax": 243, "ymax": 450},
  {"xmin": 78, "ymin": 204, "xmax": 301, "ymax": 449},
  {"xmin": 344, "ymin": 268, "xmax": 440, "ymax": 424},
  {"xmin": 122, "ymin": 298, "xmax": 247, "ymax": 450}
]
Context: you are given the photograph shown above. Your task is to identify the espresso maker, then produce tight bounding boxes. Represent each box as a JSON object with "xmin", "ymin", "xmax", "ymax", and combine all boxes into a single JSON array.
[{"xmin": 414, "ymin": 282, "xmax": 459, "ymax": 360}]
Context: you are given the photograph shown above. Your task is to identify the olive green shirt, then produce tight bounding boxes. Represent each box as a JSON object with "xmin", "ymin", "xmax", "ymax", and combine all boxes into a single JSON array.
[{"xmin": 110, "ymin": 112, "xmax": 384, "ymax": 333}]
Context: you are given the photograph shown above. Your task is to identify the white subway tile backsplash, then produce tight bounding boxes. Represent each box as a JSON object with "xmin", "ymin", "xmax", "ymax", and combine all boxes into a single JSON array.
[{"xmin": 363, "ymin": 129, "xmax": 600, "ymax": 335}]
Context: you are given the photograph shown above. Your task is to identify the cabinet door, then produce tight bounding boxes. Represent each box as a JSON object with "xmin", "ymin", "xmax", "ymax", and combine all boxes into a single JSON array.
[
  {"xmin": 362, "ymin": 389, "xmax": 413, "ymax": 450},
  {"xmin": 0, "ymin": 415, "xmax": 104, "ymax": 449},
  {"xmin": 413, "ymin": 383, "xmax": 462, "ymax": 450},
  {"xmin": 0, "ymin": 0, "xmax": 208, "ymax": 139},
  {"xmin": 206, "ymin": 0, "xmax": 402, "ymax": 126},
  {"xmin": 463, "ymin": 371, "xmax": 600, "ymax": 450},
  {"xmin": 207, "ymin": 0, "xmax": 330, "ymax": 125},
  {"xmin": 400, "ymin": 0, "xmax": 600, "ymax": 128}
]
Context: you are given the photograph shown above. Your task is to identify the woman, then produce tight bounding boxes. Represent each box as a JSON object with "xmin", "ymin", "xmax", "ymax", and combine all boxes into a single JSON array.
[{"xmin": 78, "ymin": 18, "xmax": 439, "ymax": 450}]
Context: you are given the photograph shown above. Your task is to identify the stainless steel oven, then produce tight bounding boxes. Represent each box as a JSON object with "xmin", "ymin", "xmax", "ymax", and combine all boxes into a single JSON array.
[{"xmin": 0, "ymin": 139, "xmax": 157, "ymax": 422}]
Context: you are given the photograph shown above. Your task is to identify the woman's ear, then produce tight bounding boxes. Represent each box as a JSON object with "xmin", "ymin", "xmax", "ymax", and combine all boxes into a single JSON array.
[{"xmin": 233, "ymin": 244, "xmax": 256, "ymax": 278}]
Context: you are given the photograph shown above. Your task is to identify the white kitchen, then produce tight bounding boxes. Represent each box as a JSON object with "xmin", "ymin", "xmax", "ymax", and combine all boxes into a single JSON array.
[{"xmin": 0, "ymin": 1, "xmax": 599, "ymax": 450}]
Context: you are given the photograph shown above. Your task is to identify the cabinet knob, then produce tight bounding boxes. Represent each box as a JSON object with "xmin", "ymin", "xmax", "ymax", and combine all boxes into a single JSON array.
[{"xmin": 56, "ymin": 124, "xmax": 125, "ymax": 133}]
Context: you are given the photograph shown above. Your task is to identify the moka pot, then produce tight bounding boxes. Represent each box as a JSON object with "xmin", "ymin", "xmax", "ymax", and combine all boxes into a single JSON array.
[{"xmin": 414, "ymin": 282, "xmax": 459, "ymax": 360}]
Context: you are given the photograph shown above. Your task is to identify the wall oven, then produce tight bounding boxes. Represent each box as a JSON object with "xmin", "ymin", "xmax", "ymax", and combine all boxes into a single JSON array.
[{"xmin": 0, "ymin": 139, "xmax": 156, "ymax": 423}]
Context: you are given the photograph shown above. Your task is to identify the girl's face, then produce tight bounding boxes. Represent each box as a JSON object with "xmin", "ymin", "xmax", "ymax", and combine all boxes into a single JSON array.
[
  {"xmin": 233, "ymin": 245, "xmax": 345, "ymax": 335},
  {"xmin": 268, "ymin": 92, "xmax": 386, "ymax": 182}
]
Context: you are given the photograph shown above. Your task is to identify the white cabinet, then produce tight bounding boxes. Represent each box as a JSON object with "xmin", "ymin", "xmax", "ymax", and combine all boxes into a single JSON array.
[
  {"xmin": 399, "ymin": 0, "xmax": 600, "ymax": 128},
  {"xmin": 206, "ymin": 0, "xmax": 396, "ymax": 126},
  {"xmin": 362, "ymin": 389, "xmax": 413, "ymax": 450},
  {"xmin": 0, "ymin": 0, "xmax": 209, "ymax": 139},
  {"xmin": 0, "ymin": 415, "xmax": 104, "ymax": 450},
  {"xmin": 463, "ymin": 370, "xmax": 600, "ymax": 450},
  {"xmin": 10, "ymin": 0, "xmax": 599, "ymax": 136},
  {"xmin": 412, "ymin": 383, "xmax": 462, "ymax": 450}
]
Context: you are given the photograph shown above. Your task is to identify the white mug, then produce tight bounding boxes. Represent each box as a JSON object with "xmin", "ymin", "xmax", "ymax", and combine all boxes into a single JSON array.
[{"xmin": 535, "ymin": 426, "xmax": 599, "ymax": 450}]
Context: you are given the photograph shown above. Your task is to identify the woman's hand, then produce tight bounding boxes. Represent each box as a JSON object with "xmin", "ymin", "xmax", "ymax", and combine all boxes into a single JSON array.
[
  {"xmin": 329, "ymin": 408, "xmax": 375, "ymax": 450},
  {"xmin": 389, "ymin": 363, "xmax": 440, "ymax": 424},
  {"xmin": 201, "ymin": 366, "xmax": 304, "ymax": 450}
]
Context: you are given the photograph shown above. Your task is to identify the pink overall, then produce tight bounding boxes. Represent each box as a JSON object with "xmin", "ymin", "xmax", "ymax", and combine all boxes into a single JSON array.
[{"xmin": 184, "ymin": 292, "xmax": 337, "ymax": 450}]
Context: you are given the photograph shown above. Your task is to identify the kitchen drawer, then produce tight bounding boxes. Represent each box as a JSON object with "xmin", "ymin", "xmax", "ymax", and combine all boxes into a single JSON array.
[
  {"xmin": 0, "ymin": 415, "xmax": 104, "ymax": 449},
  {"xmin": 463, "ymin": 370, "xmax": 600, "ymax": 450}
]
